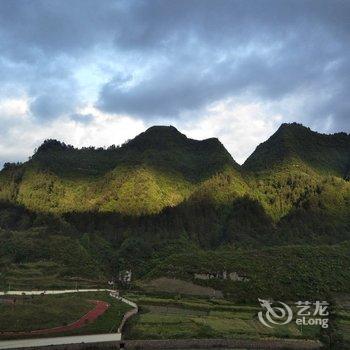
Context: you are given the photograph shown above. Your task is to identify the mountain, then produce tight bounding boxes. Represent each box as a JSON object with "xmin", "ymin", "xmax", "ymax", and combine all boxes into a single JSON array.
[
  {"xmin": 243, "ymin": 123, "xmax": 350, "ymax": 177},
  {"xmin": 0, "ymin": 126, "xmax": 238, "ymax": 215}
]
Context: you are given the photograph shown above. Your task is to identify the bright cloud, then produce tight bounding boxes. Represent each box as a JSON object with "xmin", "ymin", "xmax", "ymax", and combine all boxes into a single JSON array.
[{"xmin": 180, "ymin": 99, "xmax": 283, "ymax": 164}]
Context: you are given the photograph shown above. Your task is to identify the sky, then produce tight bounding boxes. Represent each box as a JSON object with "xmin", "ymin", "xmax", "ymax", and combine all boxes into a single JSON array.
[{"xmin": 0, "ymin": 0, "xmax": 349, "ymax": 166}]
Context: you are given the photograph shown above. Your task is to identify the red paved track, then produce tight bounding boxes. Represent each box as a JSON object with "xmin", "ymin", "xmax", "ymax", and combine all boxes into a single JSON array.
[{"xmin": 2, "ymin": 300, "xmax": 109, "ymax": 337}]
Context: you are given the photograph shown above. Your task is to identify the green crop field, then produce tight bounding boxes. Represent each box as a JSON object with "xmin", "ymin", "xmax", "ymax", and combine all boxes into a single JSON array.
[{"xmin": 123, "ymin": 293, "xmax": 321, "ymax": 341}]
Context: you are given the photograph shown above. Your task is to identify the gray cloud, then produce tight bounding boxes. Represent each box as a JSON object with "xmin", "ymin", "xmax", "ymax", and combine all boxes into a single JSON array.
[
  {"xmin": 29, "ymin": 79, "xmax": 79, "ymax": 120},
  {"xmin": 97, "ymin": 0, "xmax": 350, "ymax": 130},
  {"xmin": 0, "ymin": 0, "xmax": 349, "ymax": 131},
  {"xmin": 98, "ymin": 49, "xmax": 336, "ymax": 118},
  {"xmin": 0, "ymin": 0, "xmax": 125, "ymax": 120},
  {"xmin": 0, "ymin": 0, "xmax": 122, "ymax": 60},
  {"xmin": 30, "ymin": 94, "xmax": 71, "ymax": 121}
]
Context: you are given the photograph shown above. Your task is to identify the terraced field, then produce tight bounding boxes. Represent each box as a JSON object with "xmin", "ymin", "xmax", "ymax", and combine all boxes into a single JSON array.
[{"xmin": 123, "ymin": 293, "xmax": 321, "ymax": 341}]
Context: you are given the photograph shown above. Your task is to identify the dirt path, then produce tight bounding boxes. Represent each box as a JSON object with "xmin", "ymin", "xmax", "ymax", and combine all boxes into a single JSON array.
[{"xmin": 1, "ymin": 300, "xmax": 109, "ymax": 337}]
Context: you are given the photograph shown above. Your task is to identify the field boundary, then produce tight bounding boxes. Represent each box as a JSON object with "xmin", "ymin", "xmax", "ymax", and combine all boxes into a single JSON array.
[
  {"xmin": 0, "ymin": 337, "xmax": 323, "ymax": 350},
  {"xmin": 120, "ymin": 338, "xmax": 323, "ymax": 349}
]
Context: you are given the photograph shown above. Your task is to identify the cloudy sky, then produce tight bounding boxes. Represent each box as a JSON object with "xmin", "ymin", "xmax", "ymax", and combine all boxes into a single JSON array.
[{"xmin": 0, "ymin": 0, "xmax": 349, "ymax": 166}]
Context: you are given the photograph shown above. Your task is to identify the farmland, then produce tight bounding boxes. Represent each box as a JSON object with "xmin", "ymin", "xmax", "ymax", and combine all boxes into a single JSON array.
[{"xmin": 123, "ymin": 292, "xmax": 321, "ymax": 341}]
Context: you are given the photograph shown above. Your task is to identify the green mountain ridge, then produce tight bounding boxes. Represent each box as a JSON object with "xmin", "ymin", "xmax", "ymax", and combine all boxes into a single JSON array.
[
  {"xmin": 0, "ymin": 126, "xmax": 237, "ymax": 214},
  {"xmin": 0, "ymin": 123, "xmax": 349, "ymax": 225}
]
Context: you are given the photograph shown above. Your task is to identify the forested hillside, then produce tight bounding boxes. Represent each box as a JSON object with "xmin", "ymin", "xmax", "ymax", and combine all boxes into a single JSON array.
[
  {"xmin": 0, "ymin": 126, "xmax": 236, "ymax": 215},
  {"xmin": 0, "ymin": 123, "xmax": 349, "ymax": 297}
]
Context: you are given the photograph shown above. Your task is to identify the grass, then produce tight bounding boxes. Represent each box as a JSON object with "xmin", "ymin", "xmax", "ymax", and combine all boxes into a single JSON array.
[
  {"xmin": 0, "ymin": 294, "xmax": 91, "ymax": 332},
  {"xmin": 0, "ymin": 291, "xmax": 132, "ymax": 339}
]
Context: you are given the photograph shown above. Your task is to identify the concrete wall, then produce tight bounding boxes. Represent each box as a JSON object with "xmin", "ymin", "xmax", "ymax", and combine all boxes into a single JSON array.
[
  {"xmin": 120, "ymin": 338, "xmax": 322, "ymax": 349},
  {"xmin": 0, "ymin": 289, "xmax": 113, "ymax": 296}
]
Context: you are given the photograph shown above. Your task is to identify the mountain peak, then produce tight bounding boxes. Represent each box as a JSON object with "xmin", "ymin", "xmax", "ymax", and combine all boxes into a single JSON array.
[
  {"xmin": 145, "ymin": 125, "xmax": 182, "ymax": 134},
  {"xmin": 35, "ymin": 139, "xmax": 74, "ymax": 154},
  {"xmin": 277, "ymin": 122, "xmax": 309, "ymax": 134},
  {"xmin": 279, "ymin": 122, "xmax": 307, "ymax": 129},
  {"xmin": 124, "ymin": 125, "xmax": 238, "ymax": 167},
  {"xmin": 124, "ymin": 125, "xmax": 188, "ymax": 149},
  {"xmin": 243, "ymin": 123, "xmax": 350, "ymax": 176}
]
